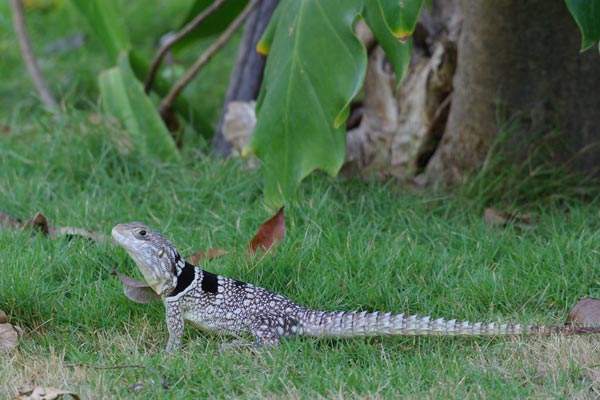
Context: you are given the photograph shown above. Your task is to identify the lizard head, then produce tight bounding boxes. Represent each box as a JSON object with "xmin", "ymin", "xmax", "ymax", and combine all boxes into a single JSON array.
[{"xmin": 112, "ymin": 222, "xmax": 181, "ymax": 296}]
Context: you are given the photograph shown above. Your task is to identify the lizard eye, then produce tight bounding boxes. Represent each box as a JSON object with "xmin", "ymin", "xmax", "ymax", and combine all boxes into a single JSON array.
[{"xmin": 133, "ymin": 228, "xmax": 149, "ymax": 239}]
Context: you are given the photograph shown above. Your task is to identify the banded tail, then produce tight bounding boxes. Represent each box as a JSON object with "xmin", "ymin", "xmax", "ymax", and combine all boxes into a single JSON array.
[{"xmin": 298, "ymin": 310, "xmax": 600, "ymax": 338}]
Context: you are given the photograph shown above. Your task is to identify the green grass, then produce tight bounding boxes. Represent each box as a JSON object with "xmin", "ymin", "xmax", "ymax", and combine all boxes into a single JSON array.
[
  {"xmin": 1, "ymin": 109, "xmax": 600, "ymax": 398},
  {"xmin": 3, "ymin": 1, "xmax": 600, "ymax": 398}
]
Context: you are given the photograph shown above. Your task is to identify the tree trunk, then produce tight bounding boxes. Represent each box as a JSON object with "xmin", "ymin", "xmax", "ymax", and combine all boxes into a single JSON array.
[
  {"xmin": 343, "ymin": 1, "xmax": 461, "ymax": 179},
  {"xmin": 211, "ymin": 0, "xmax": 279, "ymax": 157},
  {"xmin": 422, "ymin": 0, "xmax": 600, "ymax": 185}
]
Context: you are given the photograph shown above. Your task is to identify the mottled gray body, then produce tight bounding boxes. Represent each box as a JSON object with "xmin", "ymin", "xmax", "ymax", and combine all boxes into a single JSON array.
[
  {"xmin": 111, "ymin": 222, "xmax": 600, "ymax": 351},
  {"xmin": 167, "ymin": 268, "xmax": 308, "ymax": 349}
]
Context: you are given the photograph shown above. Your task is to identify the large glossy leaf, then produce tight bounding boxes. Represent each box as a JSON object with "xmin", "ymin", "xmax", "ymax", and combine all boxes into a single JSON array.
[
  {"xmin": 373, "ymin": 0, "xmax": 424, "ymax": 40},
  {"xmin": 363, "ymin": 1, "xmax": 412, "ymax": 85},
  {"xmin": 99, "ymin": 53, "xmax": 180, "ymax": 161},
  {"xmin": 566, "ymin": 0, "xmax": 600, "ymax": 51},
  {"xmin": 244, "ymin": 0, "xmax": 366, "ymax": 208},
  {"xmin": 70, "ymin": 0, "xmax": 129, "ymax": 62}
]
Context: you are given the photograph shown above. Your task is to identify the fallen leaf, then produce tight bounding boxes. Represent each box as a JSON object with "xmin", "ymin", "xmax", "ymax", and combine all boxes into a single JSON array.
[
  {"xmin": 565, "ymin": 297, "xmax": 600, "ymax": 327},
  {"xmin": 248, "ymin": 207, "xmax": 285, "ymax": 255},
  {"xmin": 0, "ymin": 308, "xmax": 8, "ymax": 324},
  {"xmin": 21, "ymin": 211, "xmax": 50, "ymax": 235},
  {"xmin": 0, "ymin": 210, "xmax": 110, "ymax": 243},
  {"xmin": 0, "ymin": 322, "xmax": 18, "ymax": 351},
  {"xmin": 16, "ymin": 387, "xmax": 80, "ymax": 400},
  {"xmin": 185, "ymin": 249, "xmax": 229, "ymax": 265},
  {"xmin": 483, "ymin": 208, "xmax": 534, "ymax": 230},
  {"xmin": 111, "ymin": 270, "xmax": 161, "ymax": 304}
]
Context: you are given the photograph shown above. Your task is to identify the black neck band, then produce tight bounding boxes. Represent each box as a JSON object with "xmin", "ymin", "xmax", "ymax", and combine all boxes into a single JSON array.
[{"xmin": 167, "ymin": 261, "xmax": 196, "ymax": 297}]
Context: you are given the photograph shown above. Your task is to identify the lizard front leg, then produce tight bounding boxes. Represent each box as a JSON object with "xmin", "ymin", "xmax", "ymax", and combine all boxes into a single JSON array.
[{"xmin": 164, "ymin": 299, "xmax": 184, "ymax": 352}]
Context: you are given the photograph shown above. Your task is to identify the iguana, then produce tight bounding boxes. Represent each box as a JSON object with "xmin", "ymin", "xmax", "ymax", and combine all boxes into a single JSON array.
[{"xmin": 112, "ymin": 222, "xmax": 600, "ymax": 351}]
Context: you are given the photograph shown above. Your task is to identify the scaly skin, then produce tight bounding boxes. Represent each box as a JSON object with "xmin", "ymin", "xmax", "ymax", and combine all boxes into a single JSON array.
[{"xmin": 111, "ymin": 222, "xmax": 600, "ymax": 351}]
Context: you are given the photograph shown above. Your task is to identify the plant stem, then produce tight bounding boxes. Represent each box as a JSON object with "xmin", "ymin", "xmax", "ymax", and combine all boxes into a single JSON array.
[
  {"xmin": 158, "ymin": 0, "xmax": 260, "ymax": 119},
  {"xmin": 144, "ymin": 0, "xmax": 227, "ymax": 93},
  {"xmin": 10, "ymin": 0, "xmax": 58, "ymax": 112}
]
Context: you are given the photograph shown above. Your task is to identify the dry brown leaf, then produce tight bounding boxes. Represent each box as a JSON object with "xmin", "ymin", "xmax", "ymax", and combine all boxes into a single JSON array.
[
  {"xmin": 0, "ymin": 322, "xmax": 18, "ymax": 351},
  {"xmin": 2, "ymin": 210, "xmax": 110, "ymax": 242},
  {"xmin": 21, "ymin": 211, "xmax": 50, "ymax": 235},
  {"xmin": 0, "ymin": 308, "xmax": 8, "ymax": 324},
  {"xmin": 16, "ymin": 387, "xmax": 80, "ymax": 400},
  {"xmin": 0, "ymin": 308, "xmax": 18, "ymax": 351},
  {"xmin": 483, "ymin": 208, "xmax": 534, "ymax": 230},
  {"xmin": 248, "ymin": 207, "xmax": 285, "ymax": 255},
  {"xmin": 111, "ymin": 270, "xmax": 161, "ymax": 304},
  {"xmin": 185, "ymin": 249, "xmax": 230, "ymax": 265},
  {"xmin": 565, "ymin": 297, "xmax": 600, "ymax": 327}
]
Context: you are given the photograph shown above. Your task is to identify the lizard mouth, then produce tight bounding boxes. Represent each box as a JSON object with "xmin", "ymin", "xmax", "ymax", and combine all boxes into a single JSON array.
[
  {"xmin": 111, "ymin": 222, "xmax": 147, "ymax": 248},
  {"xmin": 111, "ymin": 224, "xmax": 129, "ymax": 245}
]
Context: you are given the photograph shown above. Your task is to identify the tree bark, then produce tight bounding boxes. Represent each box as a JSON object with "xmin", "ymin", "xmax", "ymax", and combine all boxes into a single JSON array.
[
  {"xmin": 211, "ymin": 0, "xmax": 279, "ymax": 157},
  {"xmin": 423, "ymin": 0, "xmax": 600, "ymax": 185}
]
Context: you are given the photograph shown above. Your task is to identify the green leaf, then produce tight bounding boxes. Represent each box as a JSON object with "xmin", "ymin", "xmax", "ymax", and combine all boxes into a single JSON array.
[
  {"xmin": 128, "ymin": 51, "xmax": 213, "ymax": 138},
  {"xmin": 70, "ymin": 0, "xmax": 130, "ymax": 62},
  {"xmin": 566, "ymin": 0, "xmax": 600, "ymax": 51},
  {"xmin": 99, "ymin": 53, "xmax": 180, "ymax": 162},
  {"xmin": 245, "ymin": 0, "xmax": 366, "ymax": 208},
  {"xmin": 363, "ymin": 2, "xmax": 412, "ymax": 85},
  {"xmin": 256, "ymin": 0, "xmax": 282, "ymax": 55},
  {"xmin": 71, "ymin": 0, "xmax": 213, "ymax": 139},
  {"xmin": 173, "ymin": 0, "xmax": 249, "ymax": 54},
  {"xmin": 372, "ymin": 0, "xmax": 424, "ymax": 40}
]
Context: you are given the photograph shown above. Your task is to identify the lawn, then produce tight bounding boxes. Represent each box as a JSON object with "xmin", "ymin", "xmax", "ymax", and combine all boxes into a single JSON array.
[{"xmin": 2, "ymin": 1, "xmax": 600, "ymax": 399}]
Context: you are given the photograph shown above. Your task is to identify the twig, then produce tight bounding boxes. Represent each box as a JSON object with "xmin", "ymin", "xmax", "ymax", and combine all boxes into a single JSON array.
[
  {"xmin": 65, "ymin": 362, "xmax": 169, "ymax": 389},
  {"xmin": 144, "ymin": 0, "xmax": 227, "ymax": 93},
  {"xmin": 10, "ymin": 0, "xmax": 58, "ymax": 112},
  {"xmin": 158, "ymin": 0, "xmax": 260, "ymax": 119}
]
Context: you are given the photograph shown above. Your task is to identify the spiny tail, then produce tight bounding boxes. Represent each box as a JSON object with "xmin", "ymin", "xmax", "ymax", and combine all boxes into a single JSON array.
[{"xmin": 298, "ymin": 310, "xmax": 600, "ymax": 338}]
